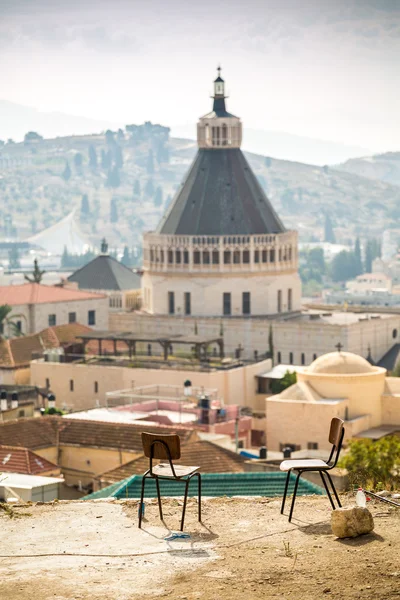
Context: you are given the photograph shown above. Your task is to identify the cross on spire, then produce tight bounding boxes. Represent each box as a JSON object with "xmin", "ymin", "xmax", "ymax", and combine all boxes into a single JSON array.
[{"xmin": 335, "ymin": 342, "xmax": 343, "ymax": 353}]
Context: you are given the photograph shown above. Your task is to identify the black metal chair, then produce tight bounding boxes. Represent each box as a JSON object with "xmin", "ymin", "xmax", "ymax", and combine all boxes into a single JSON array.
[
  {"xmin": 280, "ymin": 417, "xmax": 345, "ymax": 522},
  {"xmin": 138, "ymin": 432, "xmax": 201, "ymax": 531}
]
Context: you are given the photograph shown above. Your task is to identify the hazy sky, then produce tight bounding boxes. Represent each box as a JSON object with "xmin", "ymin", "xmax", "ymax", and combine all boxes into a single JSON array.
[{"xmin": 1, "ymin": 0, "xmax": 399, "ymax": 151}]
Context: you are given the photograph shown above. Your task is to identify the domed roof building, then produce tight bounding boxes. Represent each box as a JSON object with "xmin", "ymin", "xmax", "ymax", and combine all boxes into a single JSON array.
[
  {"xmin": 142, "ymin": 69, "xmax": 300, "ymax": 317},
  {"xmin": 306, "ymin": 351, "xmax": 376, "ymax": 375},
  {"xmin": 265, "ymin": 349, "xmax": 400, "ymax": 452}
]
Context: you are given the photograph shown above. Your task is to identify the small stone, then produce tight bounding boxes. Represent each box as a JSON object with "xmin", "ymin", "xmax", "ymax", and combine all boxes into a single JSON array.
[
  {"xmin": 323, "ymin": 588, "xmax": 331, "ymax": 594},
  {"xmin": 376, "ymin": 490, "xmax": 391, "ymax": 497},
  {"xmin": 392, "ymin": 494, "xmax": 400, "ymax": 499},
  {"xmin": 331, "ymin": 506, "xmax": 374, "ymax": 538}
]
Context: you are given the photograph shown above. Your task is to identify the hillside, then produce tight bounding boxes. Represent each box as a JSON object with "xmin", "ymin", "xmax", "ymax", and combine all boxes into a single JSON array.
[
  {"xmin": 336, "ymin": 152, "xmax": 400, "ymax": 187},
  {"xmin": 0, "ymin": 126, "xmax": 399, "ymax": 253}
]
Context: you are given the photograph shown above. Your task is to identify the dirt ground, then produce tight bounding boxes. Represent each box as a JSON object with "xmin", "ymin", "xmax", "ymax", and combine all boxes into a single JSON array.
[{"xmin": 0, "ymin": 495, "xmax": 399, "ymax": 600}]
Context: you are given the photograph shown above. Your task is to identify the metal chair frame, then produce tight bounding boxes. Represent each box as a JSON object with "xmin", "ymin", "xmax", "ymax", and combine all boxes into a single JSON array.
[
  {"xmin": 138, "ymin": 438, "xmax": 201, "ymax": 531},
  {"xmin": 280, "ymin": 419, "xmax": 345, "ymax": 522}
]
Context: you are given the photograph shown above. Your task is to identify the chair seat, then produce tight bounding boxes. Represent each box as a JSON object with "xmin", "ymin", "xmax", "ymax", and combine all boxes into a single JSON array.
[
  {"xmin": 280, "ymin": 458, "xmax": 328, "ymax": 472},
  {"xmin": 151, "ymin": 463, "xmax": 200, "ymax": 478}
]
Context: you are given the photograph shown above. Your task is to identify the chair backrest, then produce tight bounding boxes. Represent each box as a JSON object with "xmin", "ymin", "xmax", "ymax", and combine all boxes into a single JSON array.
[
  {"xmin": 327, "ymin": 417, "xmax": 345, "ymax": 466},
  {"xmin": 141, "ymin": 432, "xmax": 181, "ymax": 461}
]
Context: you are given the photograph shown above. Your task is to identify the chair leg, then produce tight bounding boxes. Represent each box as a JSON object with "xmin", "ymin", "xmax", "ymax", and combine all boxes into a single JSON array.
[
  {"xmin": 196, "ymin": 473, "xmax": 201, "ymax": 522},
  {"xmin": 325, "ymin": 471, "xmax": 342, "ymax": 508},
  {"xmin": 288, "ymin": 471, "xmax": 301, "ymax": 522},
  {"xmin": 319, "ymin": 471, "xmax": 335, "ymax": 510},
  {"xmin": 155, "ymin": 477, "xmax": 163, "ymax": 521},
  {"xmin": 281, "ymin": 470, "xmax": 291, "ymax": 514},
  {"xmin": 180, "ymin": 479, "xmax": 190, "ymax": 531},
  {"xmin": 138, "ymin": 475, "xmax": 146, "ymax": 529}
]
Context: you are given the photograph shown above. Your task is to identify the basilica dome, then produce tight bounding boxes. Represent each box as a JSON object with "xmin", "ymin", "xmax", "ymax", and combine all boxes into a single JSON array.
[{"xmin": 307, "ymin": 351, "xmax": 376, "ymax": 375}]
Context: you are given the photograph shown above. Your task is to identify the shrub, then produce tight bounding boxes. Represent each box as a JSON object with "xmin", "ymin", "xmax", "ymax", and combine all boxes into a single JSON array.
[{"xmin": 339, "ymin": 436, "xmax": 400, "ymax": 490}]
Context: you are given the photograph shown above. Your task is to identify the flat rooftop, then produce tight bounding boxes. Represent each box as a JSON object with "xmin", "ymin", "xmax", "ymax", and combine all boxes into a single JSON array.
[
  {"xmin": 1, "ymin": 497, "xmax": 399, "ymax": 600},
  {"xmin": 284, "ymin": 310, "xmax": 396, "ymax": 326}
]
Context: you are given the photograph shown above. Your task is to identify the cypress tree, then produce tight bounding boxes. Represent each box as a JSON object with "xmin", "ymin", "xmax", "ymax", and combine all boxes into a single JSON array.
[{"xmin": 354, "ymin": 237, "xmax": 363, "ymax": 275}]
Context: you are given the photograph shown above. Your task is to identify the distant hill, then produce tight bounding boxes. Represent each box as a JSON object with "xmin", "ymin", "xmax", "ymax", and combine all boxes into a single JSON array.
[
  {"xmin": 0, "ymin": 99, "xmax": 373, "ymax": 166},
  {"xmin": 336, "ymin": 152, "xmax": 400, "ymax": 187},
  {"xmin": 0, "ymin": 127, "xmax": 398, "ymax": 253},
  {"xmin": 0, "ymin": 100, "xmax": 121, "ymax": 142},
  {"xmin": 171, "ymin": 125, "xmax": 372, "ymax": 167}
]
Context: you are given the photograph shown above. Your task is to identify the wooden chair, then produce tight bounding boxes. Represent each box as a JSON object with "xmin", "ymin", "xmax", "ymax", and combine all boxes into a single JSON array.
[
  {"xmin": 280, "ymin": 417, "xmax": 345, "ymax": 522},
  {"xmin": 138, "ymin": 432, "xmax": 201, "ymax": 531}
]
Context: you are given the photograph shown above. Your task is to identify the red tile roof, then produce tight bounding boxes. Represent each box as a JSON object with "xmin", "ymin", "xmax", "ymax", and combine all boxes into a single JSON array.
[
  {"xmin": 0, "ymin": 444, "xmax": 59, "ymax": 474},
  {"xmin": 97, "ymin": 440, "xmax": 247, "ymax": 485},
  {"xmin": 0, "ymin": 417, "xmax": 197, "ymax": 452},
  {"xmin": 0, "ymin": 283, "xmax": 106, "ymax": 306},
  {"xmin": 0, "ymin": 323, "xmax": 93, "ymax": 368}
]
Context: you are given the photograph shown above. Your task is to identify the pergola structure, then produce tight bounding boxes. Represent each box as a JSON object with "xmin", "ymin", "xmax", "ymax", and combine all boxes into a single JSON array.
[{"xmin": 77, "ymin": 331, "xmax": 224, "ymax": 361}]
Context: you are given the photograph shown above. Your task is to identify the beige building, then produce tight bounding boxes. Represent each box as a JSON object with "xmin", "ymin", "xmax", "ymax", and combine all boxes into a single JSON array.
[
  {"xmin": 142, "ymin": 68, "xmax": 301, "ymax": 318},
  {"xmin": 266, "ymin": 351, "xmax": 400, "ymax": 452},
  {"xmin": 30, "ymin": 355, "xmax": 272, "ymax": 415},
  {"xmin": 347, "ymin": 272, "xmax": 392, "ymax": 294},
  {"xmin": 0, "ymin": 282, "xmax": 108, "ymax": 336},
  {"xmin": 110, "ymin": 308, "xmax": 400, "ymax": 367}
]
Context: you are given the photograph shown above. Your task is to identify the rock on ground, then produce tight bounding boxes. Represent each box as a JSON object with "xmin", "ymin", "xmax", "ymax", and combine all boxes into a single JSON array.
[{"xmin": 331, "ymin": 506, "xmax": 374, "ymax": 538}]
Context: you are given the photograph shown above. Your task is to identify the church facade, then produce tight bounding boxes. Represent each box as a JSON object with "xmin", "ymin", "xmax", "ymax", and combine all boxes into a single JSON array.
[{"xmin": 142, "ymin": 70, "xmax": 301, "ymax": 318}]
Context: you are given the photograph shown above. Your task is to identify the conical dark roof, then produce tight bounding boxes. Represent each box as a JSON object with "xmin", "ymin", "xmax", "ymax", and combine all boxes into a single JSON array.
[
  {"xmin": 157, "ymin": 149, "xmax": 285, "ymax": 236},
  {"xmin": 68, "ymin": 255, "xmax": 140, "ymax": 291}
]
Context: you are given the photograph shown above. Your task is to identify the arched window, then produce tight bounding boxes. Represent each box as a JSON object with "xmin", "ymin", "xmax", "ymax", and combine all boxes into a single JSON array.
[
  {"xmin": 301, "ymin": 353, "xmax": 305, "ymax": 365},
  {"xmin": 205, "ymin": 123, "xmax": 210, "ymax": 145},
  {"xmin": 289, "ymin": 352, "xmax": 293, "ymax": 365},
  {"xmin": 221, "ymin": 123, "xmax": 228, "ymax": 146},
  {"xmin": 277, "ymin": 351, "xmax": 282, "ymax": 363}
]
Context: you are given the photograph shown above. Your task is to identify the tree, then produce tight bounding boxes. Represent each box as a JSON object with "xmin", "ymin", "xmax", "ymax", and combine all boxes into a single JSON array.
[
  {"xmin": 80, "ymin": 194, "xmax": 90, "ymax": 217},
  {"xmin": 0, "ymin": 304, "xmax": 25, "ymax": 339},
  {"xmin": 24, "ymin": 259, "xmax": 45, "ymax": 284},
  {"xmin": 88, "ymin": 145, "xmax": 97, "ymax": 169},
  {"xmin": 62, "ymin": 161, "xmax": 71, "ymax": 181},
  {"xmin": 105, "ymin": 130, "xmax": 115, "ymax": 145},
  {"xmin": 0, "ymin": 305, "xmax": 12, "ymax": 338},
  {"xmin": 154, "ymin": 186, "xmax": 163, "ymax": 207},
  {"xmin": 61, "ymin": 246, "xmax": 69, "ymax": 268},
  {"xmin": 270, "ymin": 370, "xmax": 297, "ymax": 394},
  {"xmin": 134, "ymin": 180, "xmax": 141, "ymax": 196},
  {"xmin": 392, "ymin": 361, "xmax": 400, "ymax": 377},
  {"xmin": 74, "ymin": 153, "xmax": 83, "ymax": 172},
  {"xmin": 147, "ymin": 150, "xmax": 154, "ymax": 174},
  {"xmin": 101, "ymin": 149, "xmax": 110, "ymax": 170},
  {"xmin": 354, "ymin": 237, "xmax": 363, "ymax": 276},
  {"xmin": 117, "ymin": 128, "xmax": 125, "ymax": 142},
  {"xmin": 24, "ymin": 131, "xmax": 43, "ymax": 143},
  {"xmin": 365, "ymin": 240, "xmax": 373, "ymax": 273},
  {"xmin": 268, "ymin": 325, "xmax": 274, "ymax": 363},
  {"xmin": 145, "ymin": 178, "xmax": 154, "ymax": 196},
  {"xmin": 106, "ymin": 166, "xmax": 120, "ymax": 188},
  {"xmin": 121, "ymin": 246, "xmax": 131, "ymax": 266},
  {"xmin": 339, "ymin": 436, "xmax": 400, "ymax": 489},
  {"xmin": 330, "ymin": 250, "xmax": 359, "ymax": 282},
  {"xmin": 8, "ymin": 247, "xmax": 20, "ymax": 270},
  {"xmin": 324, "ymin": 213, "xmax": 336, "ymax": 243},
  {"xmin": 115, "ymin": 145, "xmax": 123, "ymax": 169},
  {"xmin": 110, "ymin": 197, "xmax": 118, "ymax": 223},
  {"xmin": 264, "ymin": 157, "xmax": 271, "ymax": 168}
]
